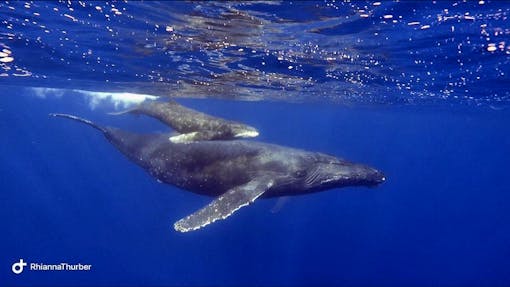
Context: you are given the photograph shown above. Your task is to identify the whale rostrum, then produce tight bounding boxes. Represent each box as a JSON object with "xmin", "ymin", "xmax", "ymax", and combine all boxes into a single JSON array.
[{"xmin": 50, "ymin": 113, "xmax": 385, "ymax": 232}]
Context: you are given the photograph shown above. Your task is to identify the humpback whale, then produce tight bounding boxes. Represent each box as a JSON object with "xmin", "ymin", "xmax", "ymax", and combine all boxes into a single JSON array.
[
  {"xmin": 51, "ymin": 113, "xmax": 385, "ymax": 232},
  {"xmin": 111, "ymin": 100, "xmax": 259, "ymax": 143}
]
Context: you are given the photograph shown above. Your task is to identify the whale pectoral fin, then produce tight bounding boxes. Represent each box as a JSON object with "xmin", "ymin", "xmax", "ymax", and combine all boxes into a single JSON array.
[
  {"xmin": 169, "ymin": 130, "xmax": 219, "ymax": 143},
  {"xmin": 169, "ymin": 132, "xmax": 198, "ymax": 143},
  {"xmin": 173, "ymin": 176, "xmax": 274, "ymax": 232}
]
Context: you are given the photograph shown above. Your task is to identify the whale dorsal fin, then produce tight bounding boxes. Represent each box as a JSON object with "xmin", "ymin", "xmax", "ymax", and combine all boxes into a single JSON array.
[{"xmin": 174, "ymin": 176, "xmax": 274, "ymax": 232}]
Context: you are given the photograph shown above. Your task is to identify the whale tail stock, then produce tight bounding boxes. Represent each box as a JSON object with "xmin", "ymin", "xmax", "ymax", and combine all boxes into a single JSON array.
[{"xmin": 49, "ymin": 113, "xmax": 107, "ymax": 134}]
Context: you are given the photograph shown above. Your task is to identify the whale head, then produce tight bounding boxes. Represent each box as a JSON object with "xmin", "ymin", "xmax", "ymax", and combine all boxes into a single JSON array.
[{"xmin": 304, "ymin": 157, "xmax": 385, "ymax": 191}]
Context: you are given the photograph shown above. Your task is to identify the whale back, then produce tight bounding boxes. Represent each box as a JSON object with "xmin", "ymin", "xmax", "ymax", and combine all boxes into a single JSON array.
[
  {"xmin": 102, "ymin": 127, "xmax": 172, "ymax": 170},
  {"xmin": 101, "ymin": 128, "xmax": 263, "ymax": 195}
]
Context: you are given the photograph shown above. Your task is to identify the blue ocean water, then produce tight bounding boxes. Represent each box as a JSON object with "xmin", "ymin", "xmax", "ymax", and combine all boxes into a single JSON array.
[{"xmin": 1, "ymin": 1, "xmax": 510, "ymax": 286}]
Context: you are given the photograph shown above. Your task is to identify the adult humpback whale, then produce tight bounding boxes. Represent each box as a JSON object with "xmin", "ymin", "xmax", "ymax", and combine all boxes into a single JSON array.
[
  {"xmin": 51, "ymin": 113, "xmax": 385, "ymax": 232},
  {"xmin": 111, "ymin": 100, "xmax": 259, "ymax": 143}
]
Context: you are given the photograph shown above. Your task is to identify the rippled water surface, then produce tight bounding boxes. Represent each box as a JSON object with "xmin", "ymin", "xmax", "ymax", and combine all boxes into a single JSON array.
[{"xmin": 1, "ymin": 1, "xmax": 509, "ymax": 105}]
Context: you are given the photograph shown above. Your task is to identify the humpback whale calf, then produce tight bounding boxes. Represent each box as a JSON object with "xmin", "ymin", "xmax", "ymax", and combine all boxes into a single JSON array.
[
  {"xmin": 111, "ymin": 100, "xmax": 259, "ymax": 143},
  {"xmin": 51, "ymin": 113, "xmax": 385, "ymax": 232}
]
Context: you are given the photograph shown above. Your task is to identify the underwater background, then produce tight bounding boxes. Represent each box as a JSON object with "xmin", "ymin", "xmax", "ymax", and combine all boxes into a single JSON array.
[{"xmin": 1, "ymin": 1, "xmax": 510, "ymax": 286}]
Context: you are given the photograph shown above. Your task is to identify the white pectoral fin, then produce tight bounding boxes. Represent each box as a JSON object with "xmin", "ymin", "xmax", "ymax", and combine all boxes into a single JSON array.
[
  {"xmin": 173, "ymin": 176, "xmax": 274, "ymax": 232},
  {"xmin": 169, "ymin": 130, "xmax": 221, "ymax": 143},
  {"xmin": 169, "ymin": 132, "xmax": 197, "ymax": 143}
]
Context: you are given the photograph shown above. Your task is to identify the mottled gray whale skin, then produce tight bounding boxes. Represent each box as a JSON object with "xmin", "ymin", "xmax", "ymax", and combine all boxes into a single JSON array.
[
  {"xmin": 111, "ymin": 100, "xmax": 259, "ymax": 143},
  {"xmin": 51, "ymin": 113, "xmax": 385, "ymax": 232}
]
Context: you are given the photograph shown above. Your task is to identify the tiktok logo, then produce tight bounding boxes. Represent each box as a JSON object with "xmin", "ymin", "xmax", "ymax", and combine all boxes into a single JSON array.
[{"xmin": 12, "ymin": 259, "xmax": 27, "ymax": 274}]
